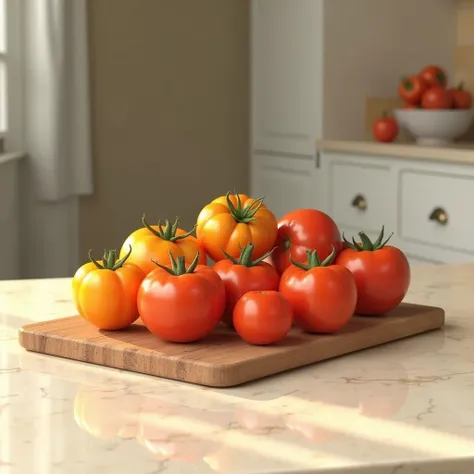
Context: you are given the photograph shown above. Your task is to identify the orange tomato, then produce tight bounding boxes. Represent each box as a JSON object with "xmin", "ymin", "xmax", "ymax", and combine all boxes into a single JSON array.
[
  {"xmin": 196, "ymin": 192, "xmax": 278, "ymax": 262},
  {"xmin": 72, "ymin": 246, "xmax": 145, "ymax": 330},
  {"xmin": 120, "ymin": 216, "xmax": 207, "ymax": 274}
]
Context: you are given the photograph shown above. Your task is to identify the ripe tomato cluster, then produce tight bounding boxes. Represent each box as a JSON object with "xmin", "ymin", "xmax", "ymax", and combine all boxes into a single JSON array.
[
  {"xmin": 398, "ymin": 64, "xmax": 472, "ymax": 110},
  {"xmin": 72, "ymin": 192, "xmax": 411, "ymax": 346},
  {"xmin": 373, "ymin": 65, "xmax": 473, "ymax": 144}
]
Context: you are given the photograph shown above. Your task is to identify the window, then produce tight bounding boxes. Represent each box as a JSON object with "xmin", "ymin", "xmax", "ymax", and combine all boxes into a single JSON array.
[{"xmin": 0, "ymin": 0, "xmax": 22, "ymax": 152}]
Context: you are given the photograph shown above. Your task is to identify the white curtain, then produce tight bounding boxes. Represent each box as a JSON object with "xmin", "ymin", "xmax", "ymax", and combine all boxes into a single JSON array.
[{"xmin": 23, "ymin": 0, "xmax": 93, "ymax": 201}]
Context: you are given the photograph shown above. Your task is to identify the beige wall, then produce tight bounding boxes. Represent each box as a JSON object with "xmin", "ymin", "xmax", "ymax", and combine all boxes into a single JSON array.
[
  {"xmin": 324, "ymin": 0, "xmax": 456, "ymax": 140},
  {"xmin": 79, "ymin": 0, "xmax": 249, "ymax": 260}
]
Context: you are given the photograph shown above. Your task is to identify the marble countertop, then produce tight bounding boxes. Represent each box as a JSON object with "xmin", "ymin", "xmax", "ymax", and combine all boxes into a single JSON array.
[
  {"xmin": 317, "ymin": 139, "xmax": 474, "ymax": 165},
  {"xmin": 1, "ymin": 264, "xmax": 474, "ymax": 474}
]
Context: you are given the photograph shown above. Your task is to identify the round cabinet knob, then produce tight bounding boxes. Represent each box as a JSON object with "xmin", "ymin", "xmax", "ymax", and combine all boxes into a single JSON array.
[
  {"xmin": 429, "ymin": 207, "xmax": 448, "ymax": 226},
  {"xmin": 351, "ymin": 194, "xmax": 367, "ymax": 211}
]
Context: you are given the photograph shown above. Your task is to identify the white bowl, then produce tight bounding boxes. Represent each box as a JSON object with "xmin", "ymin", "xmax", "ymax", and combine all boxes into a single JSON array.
[{"xmin": 394, "ymin": 109, "xmax": 474, "ymax": 146}]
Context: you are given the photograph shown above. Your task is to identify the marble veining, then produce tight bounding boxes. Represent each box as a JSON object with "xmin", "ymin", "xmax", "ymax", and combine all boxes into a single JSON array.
[{"xmin": 1, "ymin": 265, "xmax": 474, "ymax": 473}]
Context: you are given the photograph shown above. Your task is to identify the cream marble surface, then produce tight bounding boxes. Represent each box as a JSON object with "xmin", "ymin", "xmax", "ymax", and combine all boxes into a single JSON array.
[
  {"xmin": 1, "ymin": 265, "xmax": 474, "ymax": 474},
  {"xmin": 317, "ymin": 139, "xmax": 474, "ymax": 164}
]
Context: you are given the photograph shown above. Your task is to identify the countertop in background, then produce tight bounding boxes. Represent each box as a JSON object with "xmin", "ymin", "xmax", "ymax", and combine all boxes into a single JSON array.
[{"xmin": 317, "ymin": 139, "xmax": 474, "ymax": 164}]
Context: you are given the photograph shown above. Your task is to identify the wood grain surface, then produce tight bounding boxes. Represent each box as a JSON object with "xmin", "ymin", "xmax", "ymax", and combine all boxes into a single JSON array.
[{"xmin": 18, "ymin": 303, "xmax": 445, "ymax": 387}]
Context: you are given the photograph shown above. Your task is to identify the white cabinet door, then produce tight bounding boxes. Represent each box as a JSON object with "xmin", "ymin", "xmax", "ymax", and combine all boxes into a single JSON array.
[
  {"xmin": 251, "ymin": 154, "xmax": 318, "ymax": 220},
  {"xmin": 251, "ymin": 0, "xmax": 323, "ymax": 156}
]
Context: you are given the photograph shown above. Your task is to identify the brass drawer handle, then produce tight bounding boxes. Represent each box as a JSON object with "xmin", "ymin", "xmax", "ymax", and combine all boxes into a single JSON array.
[
  {"xmin": 351, "ymin": 194, "xmax": 367, "ymax": 211},
  {"xmin": 429, "ymin": 207, "xmax": 448, "ymax": 226}
]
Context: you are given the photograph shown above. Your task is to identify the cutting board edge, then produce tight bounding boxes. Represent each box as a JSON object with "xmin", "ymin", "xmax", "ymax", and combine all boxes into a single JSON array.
[
  {"xmin": 211, "ymin": 307, "xmax": 446, "ymax": 387},
  {"xmin": 17, "ymin": 304, "xmax": 446, "ymax": 388}
]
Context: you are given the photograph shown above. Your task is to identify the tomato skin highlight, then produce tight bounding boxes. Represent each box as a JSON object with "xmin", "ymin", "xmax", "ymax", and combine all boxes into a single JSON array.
[
  {"xmin": 137, "ymin": 258, "xmax": 226, "ymax": 343},
  {"xmin": 196, "ymin": 192, "xmax": 278, "ymax": 263},
  {"xmin": 233, "ymin": 291, "xmax": 293, "ymax": 345},
  {"xmin": 419, "ymin": 65, "xmax": 447, "ymax": 88},
  {"xmin": 279, "ymin": 249, "xmax": 357, "ymax": 333},
  {"xmin": 213, "ymin": 261, "xmax": 280, "ymax": 327},
  {"xmin": 335, "ymin": 246, "xmax": 410, "ymax": 315},
  {"xmin": 421, "ymin": 86, "xmax": 453, "ymax": 110},
  {"xmin": 272, "ymin": 209, "xmax": 342, "ymax": 275},
  {"xmin": 72, "ymin": 249, "xmax": 145, "ymax": 330}
]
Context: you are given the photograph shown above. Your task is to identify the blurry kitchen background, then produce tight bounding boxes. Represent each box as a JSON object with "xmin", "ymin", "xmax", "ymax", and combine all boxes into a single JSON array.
[{"xmin": 0, "ymin": 0, "xmax": 472, "ymax": 279}]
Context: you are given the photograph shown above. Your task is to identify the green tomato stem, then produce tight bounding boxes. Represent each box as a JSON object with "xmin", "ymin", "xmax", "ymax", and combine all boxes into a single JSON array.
[
  {"xmin": 225, "ymin": 192, "xmax": 265, "ymax": 224},
  {"xmin": 220, "ymin": 243, "xmax": 276, "ymax": 267},
  {"xmin": 342, "ymin": 226, "xmax": 394, "ymax": 251},
  {"xmin": 142, "ymin": 214, "xmax": 196, "ymax": 242},
  {"xmin": 88, "ymin": 245, "xmax": 132, "ymax": 270},
  {"xmin": 151, "ymin": 251, "xmax": 200, "ymax": 276},
  {"xmin": 290, "ymin": 246, "xmax": 336, "ymax": 270}
]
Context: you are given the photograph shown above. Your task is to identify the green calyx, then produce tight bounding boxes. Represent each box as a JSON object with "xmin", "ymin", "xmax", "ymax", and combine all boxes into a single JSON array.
[
  {"xmin": 290, "ymin": 246, "xmax": 336, "ymax": 270},
  {"xmin": 226, "ymin": 192, "xmax": 265, "ymax": 224},
  {"xmin": 402, "ymin": 78, "xmax": 413, "ymax": 91},
  {"xmin": 152, "ymin": 251, "xmax": 200, "ymax": 276},
  {"xmin": 89, "ymin": 245, "xmax": 132, "ymax": 270},
  {"xmin": 220, "ymin": 242, "xmax": 275, "ymax": 267},
  {"xmin": 343, "ymin": 225, "xmax": 393, "ymax": 251},
  {"xmin": 142, "ymin": 215, "xmax": 196, "ymax": 242}
]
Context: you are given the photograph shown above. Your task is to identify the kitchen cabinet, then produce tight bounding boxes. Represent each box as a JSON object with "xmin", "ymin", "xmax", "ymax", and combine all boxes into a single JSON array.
[
  {"xmin": 321, "ymin": 150, "xmax": 474, "ymax": 265},
  {"xmin": 251, "ymin": 0, "xmax": 323, "ymax": 156},
  {"xmin": 250, "ymin": 0, "xmax": 324, "ymax": 213},
  {"xmin": 251, "ymin": 153, "xmax": 319, "ymax": 219}
]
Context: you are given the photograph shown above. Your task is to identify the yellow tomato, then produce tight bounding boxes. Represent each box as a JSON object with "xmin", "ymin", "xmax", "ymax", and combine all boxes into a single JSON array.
[
  {"xmin": 72, "ymin": 246, "xmax": 145, "ymax": 330},
  {"xmin": 120, "ymin": 216, "xmax": 207, "ymax": 274}
]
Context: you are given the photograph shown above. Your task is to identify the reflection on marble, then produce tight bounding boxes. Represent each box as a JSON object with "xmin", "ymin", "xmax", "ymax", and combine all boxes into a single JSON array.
[{"xmin": 0, "ymin": 265, "xmax": 474, "ymax": 473}]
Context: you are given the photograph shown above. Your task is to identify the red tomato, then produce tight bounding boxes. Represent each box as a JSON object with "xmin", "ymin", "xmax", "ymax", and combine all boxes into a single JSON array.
[
  {"xmin": 213, "ymin": 243, "xmax": 280, "ymax": 326},
  {"xmin": 372, "ymin": 113, "xmax": 399, "ymax": 143},
  {"xmin": 272, "ymin": 209, "xmax": 342, "ymax": 275},
  {"xmin": 421, "ymin": 86, "xmax": 453, "ymax": 109},
  {"xmin": 279, "ymin": 247, "xmax": 357, "ymax": 333},
  {"xmin": 451, "ymin": 82, "xmax": 472, "ymax": 109},
  {"xmin": 233, "ymin": 291, "xmax": 293, "ymax": 345},
  {"xmin": 137, "ymin": 252, "xmax": 226, "ymax": 342},
  {"xmin": 398, "ymin": 76, "xmax": 427, "ymax": 105},
  {"xmin": 335, "ymin": 227, "xmax": 410, "ymax": 315},
  {"xmin": 419, "ymin": 65, "xmax": 447, "ymax": 88}
]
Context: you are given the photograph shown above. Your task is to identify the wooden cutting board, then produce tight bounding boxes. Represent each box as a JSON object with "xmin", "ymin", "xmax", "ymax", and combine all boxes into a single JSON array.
[{"xmin": 19, "ymin": 303, "xmax": 444, "ymax": 388}]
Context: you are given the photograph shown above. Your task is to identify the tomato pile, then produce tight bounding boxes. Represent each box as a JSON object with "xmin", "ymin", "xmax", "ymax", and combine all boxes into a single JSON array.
[
  {"xmin": 398, "ymin": 64, "xmax": 472, "ymax": 110},
  {"xmin": 72, "ymin": 193, "xmax": 411, "ymax": 346},
  {"xmin": 373, "ymin": 65, "xmax": 473, "ymax": 143}
]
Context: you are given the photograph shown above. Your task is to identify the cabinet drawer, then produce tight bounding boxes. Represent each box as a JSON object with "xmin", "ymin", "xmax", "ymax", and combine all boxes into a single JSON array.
[
  {"xmin": 329, "ymin": 161, "xmax": 392, "ymax": 234},
  {"xmin": 400, "ymin": 170, "xmax": 474, "ymax": 254}
]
